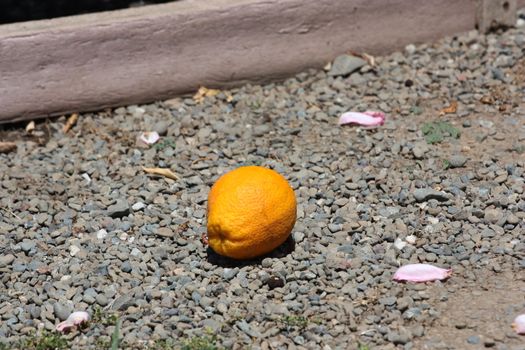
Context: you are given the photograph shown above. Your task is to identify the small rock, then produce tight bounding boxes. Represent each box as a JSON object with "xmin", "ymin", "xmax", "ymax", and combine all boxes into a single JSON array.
[
  {"xmin": 413, "ymin": 188, "xmax": 449, "ymax": 202},
  {"xmin": 201, "ymin": 318, "xmax": 222, "ymax": 332},
  {"xmin": 154, "ymin": 121, "xmax": 170, "ymax": 136},
  {"xmin": 467, "ymin": 335, "xmax": 480, "ymax": 345},
  {"xmin": 70, "ymin": 245, "xmax": 80, "ymax": 257},
  {"xmin": 379, "ymin": 297, "xmax": 397, "ymax": 306},
  {"xmin": 293, "ymin": 335, "xmax": 306, "ymax": 345},
  {"xmin": 328, "ymin": 55, "xmax": 367, "ymax": 77},
  {"xmin": 506, "ymin": 213, "xmax": 520, "ymax": 224},
  {"xmin": 479, "ymin": 120, "xmax": 494, "ymax": 128},
  {"xmin": 29, "ymin": 305, "xmax": 41, "ymax": 319},
  {"xmin": 53, "ymin": 303, "xmax": 72, "ymax": 321},
  {"xmin": 484, "ymin": 208, "xmax": 503, "ymax": 224},
  {"xmin": 0, "ymin": 254, "xmax": 15, "ymax": 267},
  {"xmin": 96, "ymin": 294, "xmax": 109, "ymax": 307},
  {"xmin": 405, "ymin": 44, "xmax": 416, "ymax": 55},
  {"xmin": 132, "ymin": 202, "xmax": 146, "ymax": 211},
  {"xmin": 293, "ymin": 231, "xmax": 305, "ymax": 243},
  {"xmin": 387, "ymin": 328, "xmax": 411, "ymax": 345},
  {"xmin": 236, "ymin": 320, "xmax": 261, "ymax": 338},
  {"xmin": 12, "ymin": 262, "xmax": 27, "ymax": 272},
  {"xmin": 223, "ymin": 268, "xmax": 238, "ymax": 280},
  {"xmin": 107, "ymin": 199, "xmax": 130, "ymax": 218},
  {"xmin": 121, "ymin": 261, "xmax": 132, "ymax": 273},
  {"xmin": 394, "ymin": 238, "xmax": 407, "ymax": 250},
  {"xmin": 266, "ymin": 275, "xmax": 285, "ymax": 289},
  {"xmin": 96, "ymin": 229, "xmax": 108, "ymax": 240},
  {"xmin": 412, "ymin": 142, "xmax": 429, "ymax": 159},
  {"xmin": 155, "ymin": 227, "xmax": 174, "ymax": 238},
  {"xmin": 20, "ymin": 240, "xmax": 36, "ymax": 252},
  {"xmin": 448, "ymin": 155, "xmax": 467, "ymax": 168},
  {"xmin": 111, "ymin": 294, "xmax": 133, "ymax": 311}
]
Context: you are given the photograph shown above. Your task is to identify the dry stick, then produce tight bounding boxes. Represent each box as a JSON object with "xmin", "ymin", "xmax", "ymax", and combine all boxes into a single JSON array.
[{"xmin": 63, "ymin": 113, "xmax": 79, "ymax": 133}]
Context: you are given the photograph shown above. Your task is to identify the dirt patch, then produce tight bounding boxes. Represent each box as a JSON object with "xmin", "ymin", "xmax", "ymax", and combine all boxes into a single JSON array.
[{"xmin": 415, "ymin": 271, "xmax": 525, "ymax": 349}]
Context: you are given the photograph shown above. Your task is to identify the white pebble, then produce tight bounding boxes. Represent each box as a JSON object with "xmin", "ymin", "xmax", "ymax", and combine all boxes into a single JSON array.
[
  {"xmin": 394, "ymin": 238, "xmax": 407, "ymax": 250},
  {"xmin": 131, "ymin": 248, "xmax": 142, "ymax": 257},
  {"xmin": 405, "ymin": 44, "xmax": 416, "ymax": 55},
  {"xmin": 81, "ymin": 173, "xmax": 91, "ymax": 184},
  {"xmin": 424, "ymin": 225, "xmax": 435, "ymax": 233},
  {"xmin": 428, "ymin": 217, "xmax": 439, "ymax": 225},
  {"xmin": 119, "ymin": 232, "xmax": 128, "ymax": 241},
  {"xmin": 69, "ymin": 245, "xmax": 80, "ymax": 256},
  {"xmin": 132, "ymin": 202, "xmax": 146, "ymax": 211},
  {"xmin": 406, "ymin": 235, "xmax": 417, "ymax": 244},
  {"xmin": 96, "ymin": 229, "xmax": 108, "ymax": 240}
]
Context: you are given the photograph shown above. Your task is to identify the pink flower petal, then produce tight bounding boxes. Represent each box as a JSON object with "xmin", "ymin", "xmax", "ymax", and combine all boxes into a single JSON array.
[
  {"xmin": 338, "ymin": 111, "xmax": 386, "ymax": 127},
  {"xmin": 139, "ymin": 131, "xmax": 160, "ymax": 145},
  {"xmin": 56, "ymin": 311, "xmax": 90, "ymax": 332},
  {"xmin": 393, "ymin": 263, "xmax": 451, "ymax": 282},
  {"xmin": 56, "ymin": 320, "xmax": 74, "ymax": 332},
  {"xmin": 513, "ymin": 314, "xmax": 525, "ymax": 335}
]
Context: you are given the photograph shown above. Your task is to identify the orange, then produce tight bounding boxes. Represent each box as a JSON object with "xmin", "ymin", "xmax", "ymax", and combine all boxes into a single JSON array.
[{"xmin": 206, "ymin": 166, "xmax": 297, "ymax": 260}]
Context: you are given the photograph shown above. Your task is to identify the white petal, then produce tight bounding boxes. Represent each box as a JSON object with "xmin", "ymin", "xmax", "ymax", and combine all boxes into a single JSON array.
[
  {"xmin": 139, "ymin": 131, "xmax": 160, "ymax": 145},
  {"xmin": 513, "ymin": 314, "xmax": 525, "ymax": 335}
]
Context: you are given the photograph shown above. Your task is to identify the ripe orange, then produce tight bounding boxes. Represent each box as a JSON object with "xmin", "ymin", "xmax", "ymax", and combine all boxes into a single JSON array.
[{"xmin": 206, "ymin": 166, "xmax": 297, "ymax": 260}]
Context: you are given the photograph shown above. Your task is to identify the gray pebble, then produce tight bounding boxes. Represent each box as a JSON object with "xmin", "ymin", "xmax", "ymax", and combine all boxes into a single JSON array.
[
  {"xmin": 236, "ymin": 320, "xmax": 261, "ymax": 338},
  {"xmin": 155, "ymin": 227, "xmax": 174, "ymax": 238},
  {"xmin": 223, "ymin": 268, "xmax": 238, "ymax": 280},
  {"xmin": 121, "ymin": 261, "xmax": 132, "ymax": 273},
  {"xmin": 0, "ymin": 254, "xmax": 15, "ymax": 267},
  {"xmin": 107, "ymin": 199, "xmax": 130, "ymax": 218},
  {"xmin": 328, "ymin": 55, "xmax": 367, "ymax": 77},
  {"xmin": 467, "ymin": 335, "xmax": 481, "ymax": 344},
  {"xmin": 53, "ymin": 303, "xmax": 72, "ymax": 322},
  {"xmin": 20, "ymin": 240, "xmax": 36, "ymax": 253},
  {"xmin": 448, "ymin": 155, "xmax": 467, "ymax": 168},
  {"xmin": 413, "ymin": 188, "xmax": 449, "ymax": 202}
]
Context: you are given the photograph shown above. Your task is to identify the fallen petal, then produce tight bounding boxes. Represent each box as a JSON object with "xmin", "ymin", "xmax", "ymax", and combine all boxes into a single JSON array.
[
  {"xmin": 56, "ymin": 320, "xmax": 74, "ymax": 332},
  {"xmin": 393, "ymin": 263, "xmax": 451, "ymax": 282},
  {"xmin": 69, "ymin": 311, "xmax": 90, "ymax": 325},
  {"xmin": 139, "ymin": 131, "xmax": 160, "ymax": 145},
  {"xmin": 142, "ymin": 167, "xmax": 179, "ymax": 180},
  {"xmin": 513, "ymin": 314, "xmax": 525, "ymax": 335},
  {"xmin": 26, "ymin": 121, "xmax": 35, "ymax": 134},
  {"xmin": 339, "ymin": 111, "xmax": 386, "ymax": 127},
  {"xmin": 56, "ymin": 311, "xmax": 89, "ymax": 332}
]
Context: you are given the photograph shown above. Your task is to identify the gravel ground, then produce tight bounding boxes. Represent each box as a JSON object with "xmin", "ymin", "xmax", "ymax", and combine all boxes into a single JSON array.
[{"xmin": 1, "ymin": 20, "xmax": 525, "ymax": 350}]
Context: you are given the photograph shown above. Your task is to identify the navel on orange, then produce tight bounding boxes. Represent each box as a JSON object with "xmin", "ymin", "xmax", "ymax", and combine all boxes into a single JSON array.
[{"xmin": 206, "ymin": 166, "xmax": 297, "ymax": 260}]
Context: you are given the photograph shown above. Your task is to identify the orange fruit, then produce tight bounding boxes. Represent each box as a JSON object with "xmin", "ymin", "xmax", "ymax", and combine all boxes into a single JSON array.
[{"xmin": 206, "ymin": 166, "xmax": 297, "ymax": 260}]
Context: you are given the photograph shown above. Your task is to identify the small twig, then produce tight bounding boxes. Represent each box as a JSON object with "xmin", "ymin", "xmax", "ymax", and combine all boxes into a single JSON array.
[
  {"xmin": 360, "ymin": 329, "xmax": 376, "ymax": 336},
  {"xmin": 0, "ymin": 206, "xmax": 21, "ymax": 220},
  {"xmin": 63, "ymin": 113, "xmax": 79, "ymax": 133}
]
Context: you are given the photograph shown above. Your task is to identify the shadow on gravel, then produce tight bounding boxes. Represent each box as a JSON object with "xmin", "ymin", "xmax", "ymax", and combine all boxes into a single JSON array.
[{"xmin": 206, "ymin": 235, "xmax": 296, "ymax": 267}]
